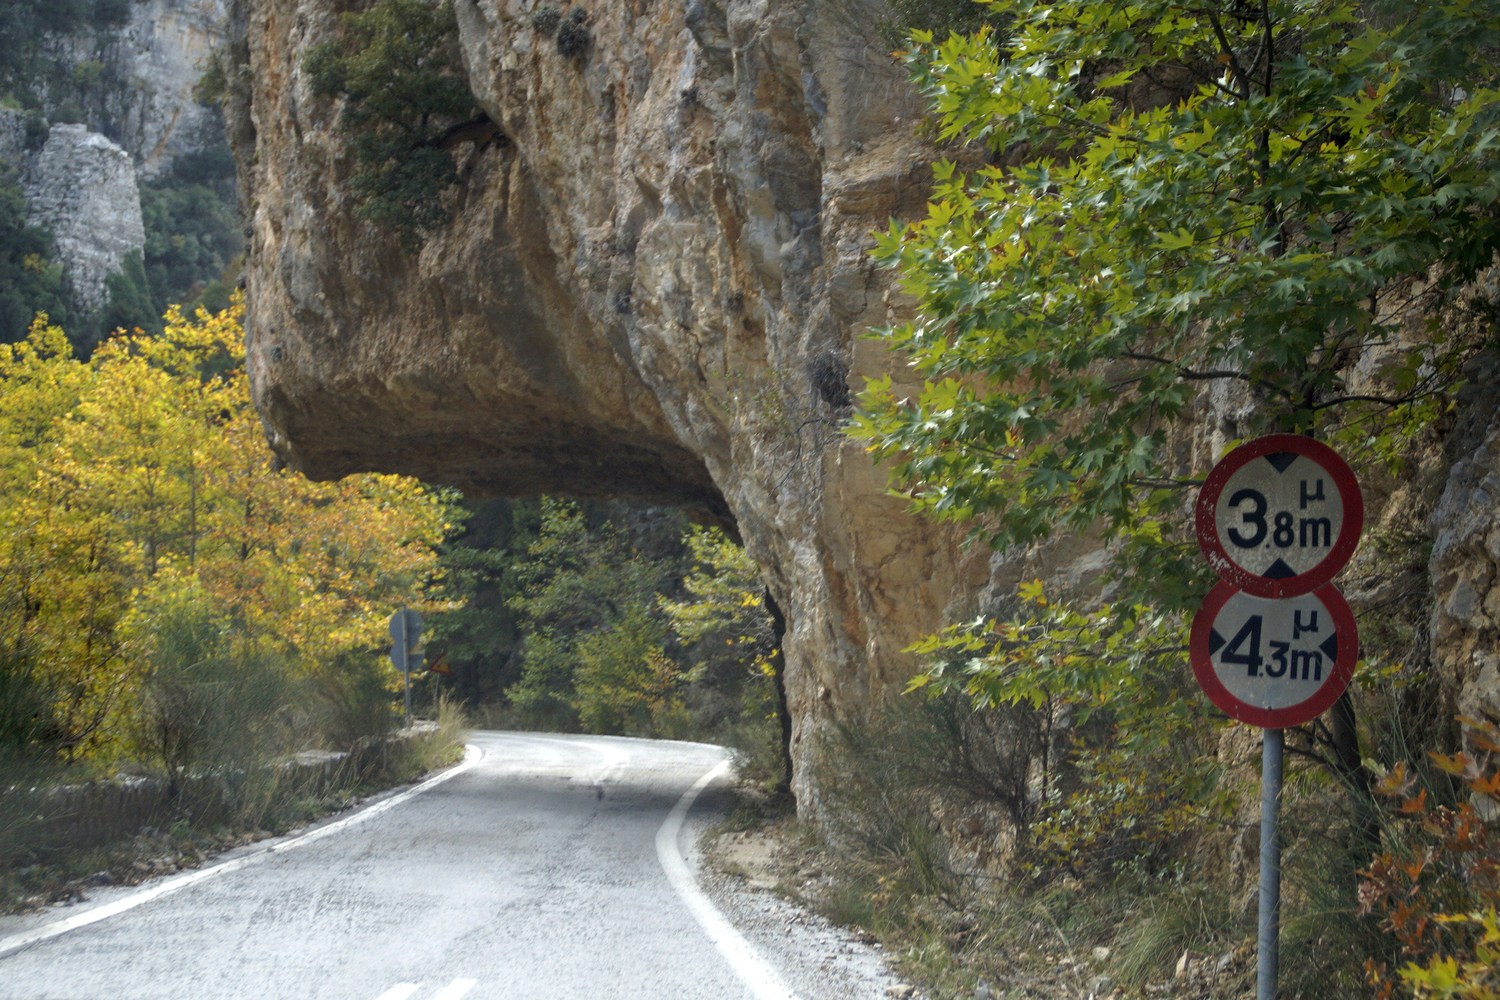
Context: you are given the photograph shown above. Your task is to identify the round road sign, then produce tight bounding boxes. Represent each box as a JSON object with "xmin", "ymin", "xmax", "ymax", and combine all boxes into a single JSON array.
[
  {"xmin": 1190, "ymin": 580, "xmax": 1357, "ymax": 728},
  {"xmin": 1195, "ymin": 434, "xmax": 1362, "ymax": 598}
]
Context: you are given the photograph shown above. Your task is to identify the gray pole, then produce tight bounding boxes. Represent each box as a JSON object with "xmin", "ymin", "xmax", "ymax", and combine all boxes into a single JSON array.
[
  {"xmin": 1258, "ymin": 727, "xmax": 1283, "ymax": 1000},
  {"xmin": 399, "ymin": 614, "xmax": 412, "ymax": 728}
]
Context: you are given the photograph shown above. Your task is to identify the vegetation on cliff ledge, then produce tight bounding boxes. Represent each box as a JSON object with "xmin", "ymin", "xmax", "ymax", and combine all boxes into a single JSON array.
[{"xmin": 305, "ymin": 0, "xmax": 485, "ymax": 247}]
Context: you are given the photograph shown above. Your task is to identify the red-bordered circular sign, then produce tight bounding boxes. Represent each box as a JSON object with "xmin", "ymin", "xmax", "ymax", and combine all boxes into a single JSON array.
[
  {"xmin": 1190, "ymin": 580, "xmax": 1358, "ymax": 728},
  {"xmin": 1195, "ymin": 434, "xmax": 1363, "ymax": 598}
]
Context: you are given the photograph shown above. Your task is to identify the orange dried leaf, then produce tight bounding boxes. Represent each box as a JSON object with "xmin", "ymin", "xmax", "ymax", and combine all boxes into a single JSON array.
[{"xmin": 1376, "ymin": 760, "xmax": 1415, "ymax": 796}]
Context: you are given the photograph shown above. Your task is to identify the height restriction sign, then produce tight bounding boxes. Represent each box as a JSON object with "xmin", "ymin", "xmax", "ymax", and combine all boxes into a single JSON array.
[
  {"xmin": 1195, "ymin": 434, "xmax": 1363, "ymax": 598},
  {"xmin": 1190, "ymin": 580, "xmax": 1358, "ymax": 729}
]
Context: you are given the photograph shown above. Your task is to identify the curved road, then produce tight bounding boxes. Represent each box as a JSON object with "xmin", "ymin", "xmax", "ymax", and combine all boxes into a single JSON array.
[{"xmin": 0, "ymin": 732, "xmax": 906, "ymax": 1000}]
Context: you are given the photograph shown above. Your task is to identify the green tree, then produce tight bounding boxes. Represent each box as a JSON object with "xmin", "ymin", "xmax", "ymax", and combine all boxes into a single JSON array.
[
  {"xmin": 139, "ymin": 142, "xmax": 243, "ymax": 318},
  {"xmin": 877, "ymin": 0, "xmax": 1008, "ymax": 48},
  {"xmin": 660, "ymin": 526, "xmax": 789, "ymax": 788},
  {"xmin": 506, "ymin": 499, "xmax": 684, "ymax": 733},
  {"xmin": 93, "ymin": 251, "xmax": 158, "ymax": 345},
  {"xmin": 660, "ymin": 527, "xmax": 776, "ymax": 722},
  {"xmin": 0, "ymin": 166, "xmax": 70, "ymax": 342},
  {"xmin": 304, "ymin": 0, "xmax": 485, "ymax": 246},
  {"xmin": 572, "ymin": 603, "xmax": 684, "ymax": 736},
  {"xmin": 427, "ymin": 498, "xmax": 534, "ymax": 704},
  {"xmin": 857, "ymin": 0, "xmax": 1500, "ymax": 562},
  {"xmin": 852, "ymin": 0, "xmax": 1500, "ymax": 872}
]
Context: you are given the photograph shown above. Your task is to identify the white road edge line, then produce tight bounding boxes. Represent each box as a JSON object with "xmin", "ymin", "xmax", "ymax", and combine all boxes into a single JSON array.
[
  {"xmin": 0, "ymin": 743, "xmax": 485, "ymax": 961},
  {"xmin": 430, "ymin": 978, "xmax": 478, "ymax": 1000},
  {"xmin": 655, "ymin": 759, "xmax": 802, "ymax": 1000},
  {"xmin": 372, "ymin": 985, "xmax": 420, "ymax": 1000}
]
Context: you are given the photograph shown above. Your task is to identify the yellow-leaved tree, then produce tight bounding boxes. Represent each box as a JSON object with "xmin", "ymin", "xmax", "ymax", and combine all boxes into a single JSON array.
[{"xmin": 0, "ymin": 297, "xmax": 453, "ymax": 771}]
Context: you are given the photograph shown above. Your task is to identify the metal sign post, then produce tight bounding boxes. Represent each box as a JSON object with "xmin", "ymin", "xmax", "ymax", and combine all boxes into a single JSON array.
[
  {"xmin": 389, "ymin": 608, "xmax": 422, "ymax": 728},
  {"xmin": 1258, "ymin": 726, "xmax": 1283, "ymax": 1000},
  {"xmin": 1192, "ymin": 435, "xmax": 1363, "ymax": 1000}
]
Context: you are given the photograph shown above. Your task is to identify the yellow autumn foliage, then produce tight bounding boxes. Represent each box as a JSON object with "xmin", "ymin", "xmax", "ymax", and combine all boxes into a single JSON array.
[{"xmin": 0, "ymin": 298, "xmax": 452, "ymax": 763}]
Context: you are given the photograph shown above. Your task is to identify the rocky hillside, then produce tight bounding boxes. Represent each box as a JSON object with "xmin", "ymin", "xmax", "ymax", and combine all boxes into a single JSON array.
[
  {"xmin": 0, "ymin": 0, "xmax": 237, "ymax": 343},
  {"xmin": 224, "ymin": 0, "xmax": 1500, "ymax": 811}
]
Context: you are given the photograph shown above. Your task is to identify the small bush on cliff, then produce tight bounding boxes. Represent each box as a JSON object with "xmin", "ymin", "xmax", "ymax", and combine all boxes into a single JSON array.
[
  {"xmin": 555, "ymin": 8, "xmax": 591, "ymax": 61},
  {"xmin": 304, "ymin": 0, "xmax": 483, "ymax": 247},
  {"xmin": 529, "ymin": 6, "xmax": 562, "ymax": 36}
]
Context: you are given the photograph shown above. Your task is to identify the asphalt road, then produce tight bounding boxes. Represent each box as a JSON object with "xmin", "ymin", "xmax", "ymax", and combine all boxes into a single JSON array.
[{"xmin": 0, "ymin": 732, "xmax": 909, "ymax": 1000}]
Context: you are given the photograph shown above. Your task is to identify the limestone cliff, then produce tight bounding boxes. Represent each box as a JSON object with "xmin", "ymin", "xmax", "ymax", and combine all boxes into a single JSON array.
[
  {"xmin": 2, "ymin": 0, "xmax": 230, "ymax": 325},
  {"xmin": 24, "ymin": 124, "xmax": 145, "ymax": 314},
  {"xmin": 104, "ymin": 0, "xmax": 229, "ymax": 178},
  {"xmin": 227, "ymin": 0, "xmax": 993, "ymax": 804},
  {"xmin": 225, "ymin": 0, "xmax": 1500, "ymax": 806},
  {"xmin": 40, "ymin": 0, "xmax": 228, "ymax": 177}
]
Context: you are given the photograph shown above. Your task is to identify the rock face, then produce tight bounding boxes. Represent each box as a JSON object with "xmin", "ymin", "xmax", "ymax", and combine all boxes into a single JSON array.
[
  {"xmin": 46, "ymin": 0, "xmax": 229, "ymax": 178},
  {"xmin": 227, "ymin": 0, "xmax": 988, "ymax": 806},
  {"xmin": 225, "ymin": 0, "xmax": 1500, "ymax": 806},
  {"xmin": 106, "ymin": 0, "xmax": 229, "ymax": 178},
  {"xmin": 0, "ymin": 110, "xmax": 25, "ymax": 164},
  {"xmin": 24, "ymin": 124, "xmax": 146, "ymax": 314},
  {"xmin": 1429, "ymin": 325, "xmax": 1500, "ymax": 740},
  {"xmin": 2, "ymin": 0, "xmax": 228, "ymax": 322}
]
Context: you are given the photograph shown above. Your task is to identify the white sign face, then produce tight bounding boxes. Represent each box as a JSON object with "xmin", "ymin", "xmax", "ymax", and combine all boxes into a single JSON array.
[
  {"xmin": 1190, "ymin": 582, "xmax": 1357, "ymax": 728},
  {"xmin": 1213, "ymin": 455, "xmax": 1345, "ymax": 575},
  {"xmin": 1195, "ymin": 435, "xmax": 1363, "ymax": 598}
]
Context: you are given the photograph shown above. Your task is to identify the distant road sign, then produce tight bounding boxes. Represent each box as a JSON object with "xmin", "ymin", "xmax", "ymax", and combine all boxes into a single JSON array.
[
  {"xmin": 1195, "ymin": 434, "xmax": 1363, "ymax": 598},
  {"xmin": 389, "ymin": 608, "xmax": 422, "ymax": 673},
  {"xmin": 1190, "ymin": 581, "xmax": 1357, "ymax": 728}
]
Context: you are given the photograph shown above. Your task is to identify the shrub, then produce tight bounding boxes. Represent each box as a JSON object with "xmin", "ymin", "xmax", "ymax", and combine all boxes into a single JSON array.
[
  {"xmin": 304, "ymin": 0, "xmax": 479, "ymax": 246},
  {"xmin": 309, "ymin": 649, "xmax": 397, "ymax": 750},
  {"xmin": 555, "ymin": 8, "xmax": 590, "ymax": 60},
  {"xmin": 1360, "ymin": 718, "xmax": 1500, "ymax": 999},
  {"xmin": 529, "ymin": 5, "xmax": 561, "ymax": 35},
  {"xmin": 124, "ymin": 577, "xmax": 302, "ymax": 822},
  {"xmin": 572, "ymin": 602, "xmax": 688, "ymax": 737}
]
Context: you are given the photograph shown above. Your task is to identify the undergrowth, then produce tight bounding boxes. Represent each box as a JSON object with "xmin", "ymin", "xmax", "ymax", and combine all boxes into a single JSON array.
[
  {"xmin": 0, "ymin": 697, "xmax": 469, "ymax": 915},
  {"xmin": 752, "ymin": 692, "xmax": 1498, "ymax": 999}
]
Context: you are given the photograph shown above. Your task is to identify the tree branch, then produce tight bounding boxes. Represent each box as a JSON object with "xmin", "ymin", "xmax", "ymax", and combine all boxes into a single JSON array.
[{"xmin": 1116, "ymin": 351, "xmax": 1297, "ymax": 401}]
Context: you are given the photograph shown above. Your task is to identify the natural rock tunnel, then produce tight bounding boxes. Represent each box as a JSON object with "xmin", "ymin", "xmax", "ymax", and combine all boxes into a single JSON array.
[
  {"xmin": 228, "ymin": 0, "xmax": 987, "ymax": 808},
  {"xmin": 227, "ymin": 0, "xmax": 1500, "ymax": 811}
]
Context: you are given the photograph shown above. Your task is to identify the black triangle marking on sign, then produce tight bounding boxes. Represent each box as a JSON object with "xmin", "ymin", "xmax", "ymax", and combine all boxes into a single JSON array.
[
  {"xmin": 1265, "ymin": 451, "xmax": 1298, "ymax": 474},
  {"xmin": 1321, "ymin": 633, "xmax": 1338, "ymax": 661},
  {"xmin": 1208, "ymin": 628, "xmax": 1225, "ymax": 656},
  {"xmin": 1264, "ymin": 558, "xmax": 1298, "ymax": 579}
]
